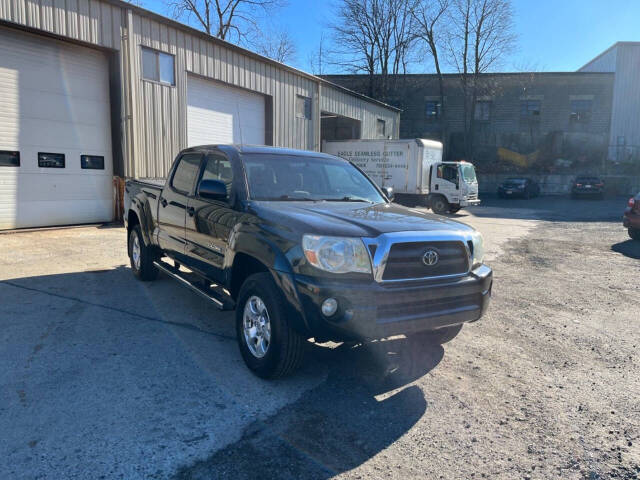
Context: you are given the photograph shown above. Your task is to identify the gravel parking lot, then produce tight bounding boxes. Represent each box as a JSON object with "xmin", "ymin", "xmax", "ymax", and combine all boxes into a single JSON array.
[{"xmin": 1, "ymin": 196, "xmax": 638, "ymax": 479}]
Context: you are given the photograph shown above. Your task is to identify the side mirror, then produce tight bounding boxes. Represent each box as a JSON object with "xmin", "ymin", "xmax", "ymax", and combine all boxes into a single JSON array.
[
  {"xmin": 383, "ymin": 186, "xmax": 394, "ymax": 202},
  {"xmin": 199, "ymin": 179, "xmax": 228, "ymax": 201}
]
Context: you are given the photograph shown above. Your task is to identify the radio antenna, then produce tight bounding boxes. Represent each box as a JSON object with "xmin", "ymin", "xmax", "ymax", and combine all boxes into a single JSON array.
[{"xmin": 236, "ymin": 99, "xmax": 244, "ymax": 146}]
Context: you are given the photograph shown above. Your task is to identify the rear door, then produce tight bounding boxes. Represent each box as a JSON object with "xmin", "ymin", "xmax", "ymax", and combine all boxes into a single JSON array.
[
  {"xmin": 185, "ymin": 151, "xmax": 239, "ymax": 282},
  {"xmin": 157, "ymin": 153, "xmax": 202, "ymax": 261}
]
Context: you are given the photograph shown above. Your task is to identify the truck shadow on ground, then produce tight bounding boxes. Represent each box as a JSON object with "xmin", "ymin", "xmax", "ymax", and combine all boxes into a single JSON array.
[
  {"xmin": 611, "ymin": 239, "xmax": 640, "ymax": 259},
  {"xmin": 2, "ymin": 266, "xmax": 444, "ymax": 480},
  {"xmin": 173, "ymin": 339, "xmax": 443, "ymax": 480}
]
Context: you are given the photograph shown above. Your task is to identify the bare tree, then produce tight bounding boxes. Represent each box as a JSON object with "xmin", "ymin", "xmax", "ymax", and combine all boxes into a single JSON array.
[
  {"xmin": 446, "ymin": 0, "xmax": 516, "ymax": 160},
  {"xmin": 255, "ymin": 29, "xmax": 297, "ymax": 63},
  {"xmin": 412, "ymin": 0, "xmax": 450, "ymax": 143},
  {"xmin": 330, "ymin": 0, "xmax": 418, "ymax": 101},
  {"xmin": 307, "ymin": 34, "xmax": 327, "ymax": 75},
  {"xmin": 168, "ymin": 0, "xmax": 283, "ymax": 44}
]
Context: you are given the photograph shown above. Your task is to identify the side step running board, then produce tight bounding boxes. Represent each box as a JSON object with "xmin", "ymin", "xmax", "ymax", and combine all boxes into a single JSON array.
[{"xmin": 153, "ymin": 260, "xmax": 235, "ymax": 311}]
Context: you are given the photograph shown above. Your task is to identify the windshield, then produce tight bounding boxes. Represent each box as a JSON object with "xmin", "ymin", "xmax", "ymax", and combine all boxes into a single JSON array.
[
  {"xmin": 241, "ymin": 153, "xmax": 387, "ymax": 203},
  {"xmin": 506, "ymin": 178, "xmax": 527, "ymax": 184},
  {"xmin": 460, "ymin": 164, "xmax": 477, "ymax": 183}
]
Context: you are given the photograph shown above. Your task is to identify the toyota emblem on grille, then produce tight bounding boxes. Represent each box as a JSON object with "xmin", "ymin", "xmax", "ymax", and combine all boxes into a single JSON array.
[{"xmin": 422, "ymin": 249, "xmax": 439, "ymax": 266}]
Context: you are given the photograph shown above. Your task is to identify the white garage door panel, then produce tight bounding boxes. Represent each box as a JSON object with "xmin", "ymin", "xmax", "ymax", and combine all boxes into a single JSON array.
[
  {"xmin": 0, "ymin": 26, "xmax": 113, "ymax": 230},
  {"xmin": 187, "ymin": 75, "xmax": 266, "ymax": 147}
]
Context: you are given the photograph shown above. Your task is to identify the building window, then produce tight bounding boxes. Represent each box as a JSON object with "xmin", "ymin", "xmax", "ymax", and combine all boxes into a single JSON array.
[
  {"xmin": 38, "ymin": 152, "xmax": 65, "ymax": 168},
  {"xmin": 376, "ymin": 119, "xmax": 386, "ymax": 137},
  {"xmin": 520, "ymin": 100, "xmax": 541, "ymax": 118},
  {"xmin": 570, "ymin": 99, "xmax": 592, "ymax": 123},
  {"xmin": 296, "ymin": 95, "xmax": 312, "ymax": 120},
  {"xmin": 142, "ymin": 47, "xmax": 175, "ymax": 86},
  {"xmin": 474, "ymin": 101, "xmax": 491, "ymax": 121},
  {"xmin": 81, "ymin": 155, "xmax": 105, "ymax": 170},
  {"xmin": 0, "ymin": 150, "xmax": 20, "ymax": 167},
  {"xmin": 425, "ymin": 100, "xmax": 441, "ymax": 119}
]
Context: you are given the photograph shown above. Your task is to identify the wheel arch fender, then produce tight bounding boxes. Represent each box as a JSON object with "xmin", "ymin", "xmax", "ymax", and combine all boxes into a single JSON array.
[
  {"xmin": 126, "ymin": 197, "xmax": 154, "ymax": 247},
  {"xmin": 226, "ymin": 231, "xmax": 311, "ymax": 336}
]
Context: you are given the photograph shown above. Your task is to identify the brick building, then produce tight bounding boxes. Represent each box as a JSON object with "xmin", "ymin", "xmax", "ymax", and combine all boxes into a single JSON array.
[{"xmin": 326, "ymin": 71, "xmax": 616, "ymax": 172}]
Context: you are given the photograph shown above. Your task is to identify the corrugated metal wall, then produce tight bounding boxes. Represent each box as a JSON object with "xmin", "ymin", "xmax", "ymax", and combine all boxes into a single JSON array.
[
  {"xmin": 609, "ymin": 44, "xmax": 640, "ymax": 155},
  {"xmin": 580, "ymin": 43, "xmax": 640, "ymax": 160},
  {"xmin": 579, "ymin": 47, "xmax": 617, "ymax": 73},
  {"xmin": 1, "ymin": 0, "xmax": 401, "ymax": 179},
  {"xmin": 126, "ymin": 10, "xmax": 322, "ymax": 177},
  {"xmin": 0, "ymin": 0, "xmax": 122, "ymax": 49},
  {"xmin": 320, "ymin": 84, "xmax": 400, "ymax": 139}
]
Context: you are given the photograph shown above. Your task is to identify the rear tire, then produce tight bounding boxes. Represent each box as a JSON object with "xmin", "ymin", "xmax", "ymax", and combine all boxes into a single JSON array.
[
  {"xmin": 431, "ymin": 195, "xmax": 450, "ymax": 214},
  {"xmin": 236, "ymin": 273, "xmax": 306, "ymax": 379},
  {"xmin": 128, "ymin": 225, "xmax": 158, "ymax": 281},
  {"xmin": 409, "ymin": 324, "xmax": 463, "ymax": 345},
  {"xmin": 629, "ymin": 228, "xmax": 640, "ymax": 241}
]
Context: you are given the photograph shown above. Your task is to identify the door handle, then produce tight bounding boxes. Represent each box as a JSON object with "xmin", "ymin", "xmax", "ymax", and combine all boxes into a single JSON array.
[
  {"xmin": 187, "ymin": 206, "xmax": 195, "ymax": 217},
  {"xmin": 435, "ymin": 184, "xmax": 439, "ymax": 190},
  {"xmin": 160, "ymin": 198, "xmax": 168, "ymax": 208}
]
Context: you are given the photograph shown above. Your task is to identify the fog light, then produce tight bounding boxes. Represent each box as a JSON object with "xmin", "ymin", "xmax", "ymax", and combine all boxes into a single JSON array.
[{"xmin": 321, "ymin": 298, "xmax": 338, "ymax": 317}]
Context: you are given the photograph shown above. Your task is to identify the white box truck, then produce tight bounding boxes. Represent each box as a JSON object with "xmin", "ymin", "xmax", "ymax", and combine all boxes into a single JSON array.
[{"xmin": 322, "ymin": 138, "xmax": 480, "ymax": 213}]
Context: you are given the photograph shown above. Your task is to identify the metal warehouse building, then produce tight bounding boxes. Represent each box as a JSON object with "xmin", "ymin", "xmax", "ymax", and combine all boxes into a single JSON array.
[{"xmin": 0, "ymin": 0, "xmax": 400, "ymax": 230}]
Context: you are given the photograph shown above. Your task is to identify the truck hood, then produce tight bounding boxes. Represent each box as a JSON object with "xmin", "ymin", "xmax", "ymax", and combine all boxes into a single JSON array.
[{"xmin": 250, "ymin": 201, "xmax": 474, "ymax": 238}]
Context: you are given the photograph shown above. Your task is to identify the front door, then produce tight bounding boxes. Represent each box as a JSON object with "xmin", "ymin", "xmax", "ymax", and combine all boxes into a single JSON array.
[
  {"xmin": 185, "ymin": 152, "xmax": 239, "ymax": 283},
  {"xmin": 432, "ymin": 163, "xmax": 459, "ymax": 200},
  {"xmin": 157, "ymin": 153, "xmax": 202, "ymax": 261}
]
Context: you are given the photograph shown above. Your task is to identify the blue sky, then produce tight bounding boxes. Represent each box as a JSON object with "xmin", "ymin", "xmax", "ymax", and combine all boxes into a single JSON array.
[{"xmin": 143, "ymin": 0, "xmax": 640, "ymax": 73}]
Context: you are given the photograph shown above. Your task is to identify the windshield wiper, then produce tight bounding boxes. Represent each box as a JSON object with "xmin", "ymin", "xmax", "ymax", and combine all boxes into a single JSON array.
[
  {"xmin": 271, "ymin": 195, "xmax": 316, "ymax": 201},
  {"xmin": 321, "ymin": 196, "xmax": 372, "ymax": 203}
]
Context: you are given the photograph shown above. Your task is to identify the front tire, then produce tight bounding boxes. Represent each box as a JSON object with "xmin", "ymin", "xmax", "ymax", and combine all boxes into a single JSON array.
[
  {"xmin": 629, "ymin": 228, "xmax": 640, "ymax": 241},
  {"xmin": 431, "ymin": 195, "xmax": 450, "ymax": 214},
  {"xmin": 128, "ymin": 225, "xmax": 158, "ymax": 281},
  {"xmin": 449, "ymin": 206, "xmax": 461, "ymax": 213},
  {"xmin": 236, "ymin": 273, "xmax": 306, "ymax": 379}
]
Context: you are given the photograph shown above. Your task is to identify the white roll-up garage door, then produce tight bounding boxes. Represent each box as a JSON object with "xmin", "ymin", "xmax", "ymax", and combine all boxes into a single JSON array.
[
  {"xmin": 0, "ymin": 26, "xmax": 113, "ymax": 230},
  {"xmin": 187, "ymin": 75, "xmax": 266, "ymax": 147}
]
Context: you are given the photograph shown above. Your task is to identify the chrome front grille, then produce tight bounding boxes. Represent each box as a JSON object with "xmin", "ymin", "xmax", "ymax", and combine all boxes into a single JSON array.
[
  {"xmin": 382, "ymin": 241, "xmax": 469, "ymax": 280},
  {"xmin": 363, "ymin": 231, "xmax": 472, "ymax": 283}
]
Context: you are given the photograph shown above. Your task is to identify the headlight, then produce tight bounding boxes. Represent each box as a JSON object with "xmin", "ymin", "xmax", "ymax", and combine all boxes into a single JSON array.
[
  {"xmin": 471, "ymin": 231, "xmax": 485, "ymax": 267},
  {"xmin": 302, "ymin": 235, "xmax": 372, "ymax": 274}
]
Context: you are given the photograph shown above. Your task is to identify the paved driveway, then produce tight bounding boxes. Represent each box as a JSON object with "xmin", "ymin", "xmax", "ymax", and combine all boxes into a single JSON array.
[{"xmin": 1, "ymin": 197, "xmax": 635, "ymax": 479}]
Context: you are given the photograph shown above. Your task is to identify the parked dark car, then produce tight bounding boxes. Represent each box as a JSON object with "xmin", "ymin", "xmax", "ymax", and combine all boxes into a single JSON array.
[
  {"xmin": 497, "ymin": 178, "xmax": 540, "ymax": 199},
  {"xmin": 571, "ymin": 175, "xmax": 605, "ymax": 199},
  {"xmin": 623, "ymin": 192, "xmax": 640, "ymax": 240},
  {"xmin": 124, "ymin": 145, "xmax": 492, "ymax": 379}
]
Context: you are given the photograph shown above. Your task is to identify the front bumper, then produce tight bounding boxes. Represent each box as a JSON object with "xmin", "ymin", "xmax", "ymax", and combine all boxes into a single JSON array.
[
  {"xmin": 498, "ymin": 188, "xmax": 526, "ymax": 197},
  {"xmin": 460, "ymin": 198, "xmax": 481, "ymax": 206},
  {"xmin": 292, "ymin": 265, "xmax": 492, "ymax": 341},
  {"xmin": 572, "ymin": 187, "xmax": 603, "ymax": 196}
]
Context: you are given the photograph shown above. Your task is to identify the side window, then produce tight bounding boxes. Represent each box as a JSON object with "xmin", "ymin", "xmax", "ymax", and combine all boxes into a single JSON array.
[
  {"xmin": 296, "ymin": 95, "xmax": 312, "ymax": 120},
  {"xmin": 171, "ymin": 154, "xmax": 202, "ymax": 194},
  {"xmin": 200, "ymin": 154, "xmax": 233, "ymax": 196},
  {"xmin": 38, "ymin": 152, "xmax": 65, "ymax": 168},
  {"xmin": 440, "ymin": 165, "xmax": 458, "ymax": 182},
  {"xmin": 81, "ymin": 155, "xmax": 105, "ymax": 170},
  {"xmin": 141, "ymin": 46, "xmax": 175, "ymax": 86},
  {"xmin": 0, "ymin": 150, "xmax": 20, "ymax": 167}
]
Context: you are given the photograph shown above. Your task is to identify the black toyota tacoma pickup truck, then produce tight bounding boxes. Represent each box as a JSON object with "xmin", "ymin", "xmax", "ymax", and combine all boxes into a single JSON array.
[{"xmin": 124, "ymin": 145, "xmax": 492, "ymax": 378}]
